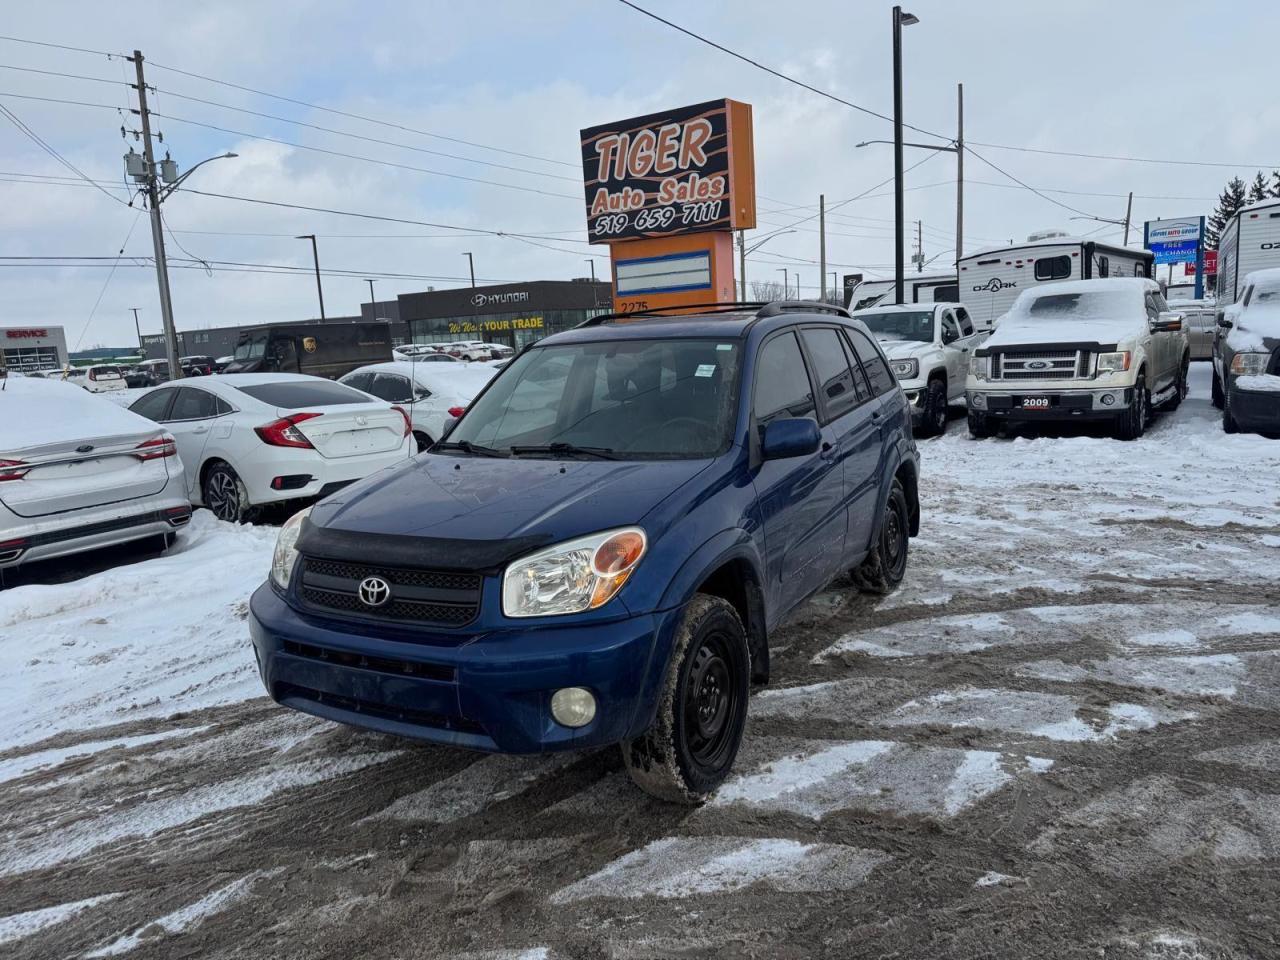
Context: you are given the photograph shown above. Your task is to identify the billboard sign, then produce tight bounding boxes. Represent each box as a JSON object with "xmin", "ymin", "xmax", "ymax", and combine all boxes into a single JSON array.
[
  {"xmin": 581, "ymin": 98, "xmax": 756, "ymax": 244},
  {"xmin": 1144, "ymin": 217, "xmax": 1203, "ymax": 265}
]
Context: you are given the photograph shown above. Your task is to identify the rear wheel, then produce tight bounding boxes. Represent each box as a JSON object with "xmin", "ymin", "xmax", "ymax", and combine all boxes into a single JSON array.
[
  {"xmin": 202, "ymin": 462, "xmax": 256, "ymax": 524},
  {"xmin": 413, "ymin": 430, "xmax": 433, "ymax": 453},
  {"xmin": 1211, "ymin": 368, "xmax": 1224, "ymax": 409},
  {"xmin": 918, "ymin": 379, "xmax": 948, "ymax": 437},
  {"xmin": 622, "ymin": 595, "xmax": 749, "ymax": 804},
  {"xmin": 852, "ymin": 478, "xmax": 910, "ymax": 595},
  {"xmin": 1113, "ymin": 374, "xmax": 1148, "ymax": 441},
  {"xmin": 967, "ymin": 410, "xmax": 995, "ymax": 439}
]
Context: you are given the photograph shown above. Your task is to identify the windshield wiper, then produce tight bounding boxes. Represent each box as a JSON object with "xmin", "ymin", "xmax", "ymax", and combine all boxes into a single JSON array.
[
  {"xmin": 432, "ymin": 440, "xmax": 509, "ymax": 458},
  {"xmin": 510, "ymin": 442, "xmax": 620, "ymax": 460}
]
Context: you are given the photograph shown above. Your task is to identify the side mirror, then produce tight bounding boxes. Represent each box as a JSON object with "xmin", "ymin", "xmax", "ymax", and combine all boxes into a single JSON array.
[
  {"xmin": 1150, "ymin": 310, "xmax": 1184, "ymax": 333},
  {"xmin": 443, "ymin": 417, "xmax": 458, "ymax": 435},
  {"xmin": 761, "ymin": 418, "xmax": 821, "ymax": 460},
  {"xmin": 1216, "ymin": 313, "xmax": 1233, "ymax": 330}
]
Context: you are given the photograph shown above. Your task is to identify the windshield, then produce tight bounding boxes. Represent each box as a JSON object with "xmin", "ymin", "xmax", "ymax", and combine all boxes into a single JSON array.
[
  {"xmin": 446, "ymin": 338, "xmax": 742, "ymax": 459},
  {"xmin": 233, "ymin": 334, "xmax": 268, "ymax": 361},
  {"xmin": 857, "ymin": 310, "xmax": 934, "ymax": 342},
  {"xmin": 1022, "ymin": 291, "xmax": 1132, "ymax": 320}
]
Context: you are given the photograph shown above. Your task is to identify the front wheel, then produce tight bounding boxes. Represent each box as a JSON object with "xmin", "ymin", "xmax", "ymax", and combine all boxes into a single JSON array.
[
  {"xmin": 852, "ymin": 478, "xmax": 910, "ymax": 595},
  {"xmin": 1211, "ymin": 368, "xmax": 1224, "ymax": 409},
  {"xmin": 1113, "ymin": 375, "xmax": 1148, "ymax": 441},
  {"xmin": 1223, "ymin": 385, "xmax": 1239, "ymax": 434},
  {"xmin": 622, "ymin": 595, "xmax": 749, "ymax": 804},
  {"xmin": 967, "ymin": 410, "xmax": 995, "ymax": 439}
]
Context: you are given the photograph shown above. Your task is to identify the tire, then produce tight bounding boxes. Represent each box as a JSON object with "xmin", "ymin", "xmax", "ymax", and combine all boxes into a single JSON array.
[
  {"xmin": 1164, "ymin": 355, "xmax": 1189, "ymax": 411},
  {"xmin": 967, "ymin": 410, "xmax": 995, "ymax": 439},
  {"xmin": 1222, "ymin": 384, "xmax": 1239, "ymax": 434},
  {"xmin": 202, "ymin": 462, "xmax": 256, "ymax": 524},
  {"xmin": 1211, "ymin": 368, "xmax": 1224, "ymax": 409},
  {"xmin": 918, "ymin": 378, "xmax": 948, "ymax": 437},
  {"xmin": 1113, "ymin": 373, "xmax": 1148, "ymax": 441},
  {"xmin": 852, "ymin": 478, "xmax": 910, "ymax": 595},
  {"xmin": 413, "ymin": 430, "xmax": 433, "ymax": 453},
  {"xmin": 622, "ymin": 594, "xmax": 750, "ymax": 804}
]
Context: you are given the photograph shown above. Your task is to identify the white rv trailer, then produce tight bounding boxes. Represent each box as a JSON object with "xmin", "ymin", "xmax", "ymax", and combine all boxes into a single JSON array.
[
  {"xmin": 846, "ymin": 273, "xmax": 959, "ymax": 311},
  {"xmin": 957, "ymin": 235, "xmax": 1154, "ymax": 330},
  {"xmin": 1215, "ymin": 197, "xmax": 1280, "ymax": 306}
]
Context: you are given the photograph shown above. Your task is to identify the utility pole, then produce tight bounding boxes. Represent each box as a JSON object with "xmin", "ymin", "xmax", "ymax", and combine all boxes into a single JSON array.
[
  {"xmin": 463, "ymin": 251, "xmax": 476, "ymax": 288},
  {"xmin": 1123, "ymin": 191, "xmax": 1133, "ymax": 246},
  {"xmin": 130, "ymin": 307, "xmax": 143, "ymax": 355},
  {"xmin": 738, "ymin": 229, "xmax": 747, "ymax": 299},
  {"xmin": 819, "ymin": 195, "xmax": 827, "ymax": 301},
  {"xmin": 916, "ymin": 220, "xmax": 924, "ymax": 272},
  {"xmin": 129, "ymin": 51, "xmax": 182, "ymax": 380},
  {"xmin": 830, "ymin": 272, "xmax": 838, "ymax": 301},
  {"xmin": 296, "ymin": 234, "xmax": 326, "ymax": 320},
  {"xmin": 778, "ymin": 267, "xmax": 788, "ymax": 299},
  {"xmin": 955, "ymin": 82, "xmax": 964, "ymax": 261}
]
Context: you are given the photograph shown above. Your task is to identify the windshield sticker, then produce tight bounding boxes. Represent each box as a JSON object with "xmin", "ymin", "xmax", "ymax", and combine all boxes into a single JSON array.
[
  {"xmin": 716, "ymin": 343, "xmax": 733, "ymax": 351},
  {"xmin": 695, "ymin": 363, "xmax": 717, "ymax": 378}
]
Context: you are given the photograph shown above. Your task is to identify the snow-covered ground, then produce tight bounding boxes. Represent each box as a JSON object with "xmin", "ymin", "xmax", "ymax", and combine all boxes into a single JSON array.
[{"xmin": 1, "ymin": 365, "xmax": 1277, "ymax": 959}]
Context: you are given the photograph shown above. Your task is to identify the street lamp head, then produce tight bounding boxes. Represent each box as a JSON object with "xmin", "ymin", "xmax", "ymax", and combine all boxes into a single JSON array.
[
  {"xmin": 899, "ymin": 10, "xmax": 919, "ymax": 25},
  {"xmin": 295, "ymin": 234, "xmax": 315, "ymax": 240},
  {"xmin": 855, "ymin": 141, "xmax": 870, "ymax": 148},
  {"xmin": 223, "ymin": 152, "xmax": 238, "ymax": 159}
]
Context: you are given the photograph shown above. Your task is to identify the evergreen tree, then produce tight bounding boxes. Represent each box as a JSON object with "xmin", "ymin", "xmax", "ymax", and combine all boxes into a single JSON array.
[
  {"xmin": 1248, "ymin": 171, "xmax": 1270, "ymax": 204},
  {"xmin": 1206, "ymin": 176, "xmax": 1247, "ymax": 249},
  {"xmin": 1270, "ymin": 169, "xmax": 1280, "ymax": 199}
]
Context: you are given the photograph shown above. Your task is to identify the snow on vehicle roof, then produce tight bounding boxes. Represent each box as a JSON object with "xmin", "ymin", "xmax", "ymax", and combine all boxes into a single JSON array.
[
  {"xmin": 0, "ymin": 375, "xmax": 163, "ymax": 452},
  {"xmin": 852, "ymin": 302, "xmax": 963, "ymax": 315},
  {"xmin": 364, "ymin": 360, "xmax": 496, "ymax": 389},
  {"xmin": 987, "ymin": 278, "xmax": 1154, "ymax": 347},
  {"xmin": 1234, "ymin": 196, "xmax": 1280, "ymax": 216}
]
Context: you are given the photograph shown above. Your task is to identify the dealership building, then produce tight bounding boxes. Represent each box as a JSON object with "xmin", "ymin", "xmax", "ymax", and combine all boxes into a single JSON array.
[
  {"xmin": 396, "ymin": 279, "xmax": 612, "ymax": 349},
  {"xmin": 2, "ymin": 325, "xmax": 68, "ymax": 371}
]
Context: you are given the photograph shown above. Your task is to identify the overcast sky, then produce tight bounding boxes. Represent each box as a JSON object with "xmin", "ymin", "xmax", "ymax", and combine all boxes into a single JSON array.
[{"xmin": 2, "ymin": 0, "xmax": 1276, "ymax": 348}]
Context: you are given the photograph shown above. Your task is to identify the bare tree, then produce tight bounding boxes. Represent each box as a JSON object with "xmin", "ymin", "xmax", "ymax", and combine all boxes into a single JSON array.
[{"xmin": 750, "ymin": 280, "xmax": 785, "ymax": 302}]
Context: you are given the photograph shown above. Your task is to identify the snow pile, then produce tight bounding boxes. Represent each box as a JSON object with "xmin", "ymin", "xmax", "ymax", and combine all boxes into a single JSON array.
[
  {"xmin": 0, "ymin": 894, "xmax": 121, "ymax": 948},
  {"xmin": 0, "ymin": 375, "xmax": 161, "ymax": 449}
]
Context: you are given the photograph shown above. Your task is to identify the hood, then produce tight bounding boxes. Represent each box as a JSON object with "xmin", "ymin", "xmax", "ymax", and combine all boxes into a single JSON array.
[
  {"xmin": 984, "ymin": 315, "xmax": 1144, "ymax": 350},
  {"xmin": 311, "ymin": 453, "xmax": 714, "ymax": 546},
  {"xmin": 875, "ymin": 338, "xmax": 932, "ymax": 360}
]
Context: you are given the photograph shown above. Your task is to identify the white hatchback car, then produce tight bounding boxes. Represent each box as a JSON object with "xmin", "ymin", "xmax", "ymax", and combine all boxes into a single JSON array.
[
  {"xmin": 127, "ymin": 374, "xmax": 414, "ymax": 523},
  {"xmin": 340, "ymin": 361, "xmax": 495, "ymax": 451},
  {"xmin": 65, "ymin": 364, "xmax": 127, "ymax": 393},
  {"xmin": 0, "ymin": 375, "xmax": 190, "ymax": 572}
]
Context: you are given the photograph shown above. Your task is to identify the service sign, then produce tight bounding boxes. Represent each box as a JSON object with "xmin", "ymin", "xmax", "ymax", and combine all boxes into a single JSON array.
[{"xmin": 581, "ymin": 98, "xmax": 755, "ymax": 243}]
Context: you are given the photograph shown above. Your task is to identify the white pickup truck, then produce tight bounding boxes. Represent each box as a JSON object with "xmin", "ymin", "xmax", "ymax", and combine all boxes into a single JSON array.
[
  {"xmin": 851, "ymin": 302, "xmax": 985, "ymax": 436},
  {"xmin": 965, "ymin": 278, "xmax": 1190, "ymax": 441}
]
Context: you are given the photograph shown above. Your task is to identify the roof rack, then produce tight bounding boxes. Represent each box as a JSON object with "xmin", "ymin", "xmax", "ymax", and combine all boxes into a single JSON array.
[{"xmin": 578, "ymin": 299, "xmax": 851, "ymax": 328}]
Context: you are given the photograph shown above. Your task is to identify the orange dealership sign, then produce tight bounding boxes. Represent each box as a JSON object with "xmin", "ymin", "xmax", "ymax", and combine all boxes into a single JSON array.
[{"xmin": 581, "ymin": 98, "xmax": 756, "ymax": 243}]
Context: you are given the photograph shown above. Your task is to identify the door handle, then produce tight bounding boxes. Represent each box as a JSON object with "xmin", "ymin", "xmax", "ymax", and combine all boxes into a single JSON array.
[
  {"xmin": 871, "ymin": 409, "xmax": 882, "ymax": 420},
  {"xmin": 820, "ymin": 440, "xmax": 838, "ymax": 460},
  {"xmin": 960, "ymin": 346, "xmax": 970, "ymax": 352},
  {"xmin": 193, "ymin": 425, "xmax": 209, "ymax": 434}
]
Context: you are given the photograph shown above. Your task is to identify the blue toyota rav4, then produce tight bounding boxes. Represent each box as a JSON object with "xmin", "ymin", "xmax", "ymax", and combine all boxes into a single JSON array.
[{"xmin": 249, "ymin": 301, "xmax": 920, "ymax": 803}]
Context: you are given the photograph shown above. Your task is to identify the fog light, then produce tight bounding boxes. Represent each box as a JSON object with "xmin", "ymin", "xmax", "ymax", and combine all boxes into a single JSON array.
[
  {"xmin": 550, "ymin": 687, "xmax": 596, "ymax": 728},
  {"xmin": 1100, "ymin": 393, "xmax": 1116, "ymax": 406},
  {"xmin": 969, "ymin": 392, "xmax": 987, "ymax": 410}
]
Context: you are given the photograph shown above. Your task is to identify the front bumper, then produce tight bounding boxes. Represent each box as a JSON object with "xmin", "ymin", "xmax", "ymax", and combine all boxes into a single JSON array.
[
  {"xmin": 1229, "ymin": 383, "xmax": 1280, "ymax": 432},
  {"xmin": 967, "ymin": 386, "xmax": 1133, "ymax": 421},
  {"xmin": 248, "ymin": 584, "xmax": 675, "ymax": 754}
]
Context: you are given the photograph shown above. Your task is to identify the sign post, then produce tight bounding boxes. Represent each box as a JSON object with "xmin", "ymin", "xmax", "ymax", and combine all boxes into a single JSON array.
[{"xmin": 581, "ymin": 99, "xmax": 756, "ymax": 313}]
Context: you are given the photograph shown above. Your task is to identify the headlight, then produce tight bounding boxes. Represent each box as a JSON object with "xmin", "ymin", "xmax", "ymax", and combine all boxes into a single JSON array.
[
  {"xmin": 270, "ymin": 506, "xmax": 311, "ymax": 589},
  {"xmin": 1096, "ymin": 351, "xmax": 1131, "ymax": 374},
  {"xmin": 889, "ymin": 358, "xmax": 919, "ymax": 380},
  {"xmin": 968, "ymin": 355, "xmax": 990, "ymax": 379},
  {"xmin": 1230, "ymin": 352, "xmax": 1270, "ymax": 376},
  {"xmin": 502, "ymin": 527, "xmax": 646, "ymax": 618}
]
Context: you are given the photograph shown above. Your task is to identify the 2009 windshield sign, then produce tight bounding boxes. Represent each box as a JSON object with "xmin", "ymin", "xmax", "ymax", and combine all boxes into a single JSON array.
[{"xmin": 580, "ymin": 99, "xmax": 754, "ymax": 243}]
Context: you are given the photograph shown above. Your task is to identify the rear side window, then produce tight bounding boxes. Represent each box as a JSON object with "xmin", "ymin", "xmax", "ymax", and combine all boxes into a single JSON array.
[
  {"xmin": 129, "ymin": 389, "xmax": 176, "ymax": 422},
  {"xmin": 844, "ymin": 329, "xmax": 896, "ymax": 396},
  {"xmin": 341, "ymin": 371, "xmax": 373, "ymax": 392},
  {"xmin": 956, "ymin": 307, "xmax": 975, "ymax": 336},
  {"xmin": 235, "ymin": 381, "xmax": 369, "ymax": 407},
  {"xmin": 753, "ymin": 332, "xmax": 815, "ymax": 426},
  {"xmin": 1034, "ymin": 255, "xmax": 1071, "ymax": 281},
  {"xmin": 370, "ymin": 373, "xmax": 413, "ymax": 403},
  {"xmin": 800, "ymin": 327, "xmax": 858, "ymax": 421},
  {"xmin": 169, "ymin": 388, "xmax": 220, "ymax": 420}
]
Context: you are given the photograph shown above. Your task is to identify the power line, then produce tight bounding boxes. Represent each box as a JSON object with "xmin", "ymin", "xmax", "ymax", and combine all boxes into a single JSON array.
[
  {"xmin": 0, "ymin": 100, "xmax": 130, "ymax": 206},
  {"xmin": 144, "ymin": 58, "xmax": 578, "ymax": 169},
  {"xmin": 0, "ymin": 62, "xmax": 127, "ymax": 87},
  {"xmin": 152, "ymin": 111, "xmax": 580, "ymax": 201},
  {"xmin": 0, "ymin": 35, "xmax": 124, "ymax": 58},
  {"xmin": 967, "ymin": 139, "xmax": 1279, "ymax": 170},
  {"xmin": 962, "ymin": 145, "xmax": 1100, "ymax": 218},
  {"xmin": 74, "ymin": 209, "xmax": 145, "ymax": 352}
]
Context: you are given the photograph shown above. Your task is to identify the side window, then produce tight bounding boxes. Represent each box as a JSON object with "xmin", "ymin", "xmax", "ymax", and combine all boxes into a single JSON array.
[
  {"xmin": 956, "ymin": 307, "xmax": 975, "ymax": 337},
  {"xmin": 128, "ymin": 388, "xmax": 176, "ymax": 422},
  {"xmin": 1143, "ymin": 294, "xmax": 1160, "ymax": 322},
  {"xmin": 839, "ymin": 335, "xmax": 871, "ymax": 400},
  {"xmin": 370, "ymin": 373, "xmax": 413, "ymax": 403},
  {"xmin": 1034, "ymin": 255, "xmax": 1071, "ymax": 281},
  {"xmin": 213, "ymin": 396, "xmax": 234, "ymax": 416},
  {"xmin": 845, "ymin": 329, "xmax": 896, "ymax": 396},
  {"xmin": 753, "ymin": 332, "xmax": 816, "ymax": 427},
  {"xmin": 800, "ymin": 327, "xmax": 858, "ymax": 421},
  {"xmin": 342, "ymin": 371, "xmax": 373, "ymax": 393},
  {"xmin": 1151, "ymin": 290, "xmax": 1169, "ymax": 313},
  {"xmin": 1097, "ymin": 255, "xmax": 1110, "ymax": 278},
  {"xmin": 940, "ymin": 312, "xmax": 961, "ymax": 344},
  {"xmin": 168, "ymin": 387, "xmax": 218, "ymax": 421}
]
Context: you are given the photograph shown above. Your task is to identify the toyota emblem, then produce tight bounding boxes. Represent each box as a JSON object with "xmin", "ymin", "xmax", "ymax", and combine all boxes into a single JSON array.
[{"xmin": 358, "ymin": 576, "xmax": 392, "ymax": 607}]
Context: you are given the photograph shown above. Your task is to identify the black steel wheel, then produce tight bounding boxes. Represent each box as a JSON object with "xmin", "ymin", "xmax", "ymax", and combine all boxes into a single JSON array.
[
  {"xmin": 622, "ymin": 594, "xmax": 749, "ymax": 804},
  {"xmin": 852, "ymin": 477, "xmax": 910, "ymax": 594}
]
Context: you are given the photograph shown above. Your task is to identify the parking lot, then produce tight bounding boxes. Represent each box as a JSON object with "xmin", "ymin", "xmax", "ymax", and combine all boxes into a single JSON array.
[{"xmin": 3, "ymin": 365, "xmax": 1279, "ymax": 960}]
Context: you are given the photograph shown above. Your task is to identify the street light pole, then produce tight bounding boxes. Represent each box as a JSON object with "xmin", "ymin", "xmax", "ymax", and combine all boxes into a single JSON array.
[
  {"xmin": 365, "ymin": 278, "xmax": 376, "ymax": 311},
  {"xmin": 793, "ymin": 271, "xmax": 800, "ymax": 299},
  {"xmin": 955, "ymin": 82, "xmax": 964, "ymax": 260},
  {"xmin": 585, "ymin": 259, "xmax": 596, "ymax": 282},
  {"xmin": 130, "ymin": 307, "xmax": 143, "ymax": 355},
  {"xmin": 295, "ymin": 234, "xmax": 325, "ymax": 320},
  {"xmin": 463, "ymin": 252, "xmax": 476, "ymax": 288},
  {"xmin": 778, "ymin": 268, "xmax": 788, "ymax": 299},
  {"xmin": 892, "ymin": 7, "xmax": 919, "ymax": 305}
]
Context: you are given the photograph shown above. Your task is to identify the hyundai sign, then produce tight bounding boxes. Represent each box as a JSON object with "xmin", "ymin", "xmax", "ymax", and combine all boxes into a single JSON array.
[{"xmin": 1144, "ymin": 217, "xmax": 1203, "ymax": 265}]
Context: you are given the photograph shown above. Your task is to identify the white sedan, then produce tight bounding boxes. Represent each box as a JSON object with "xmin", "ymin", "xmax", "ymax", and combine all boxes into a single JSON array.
[
  {"xmin": 127, "ymin": 373, "xmax": 413, "ymax": 523},
  {"xmin": 340, "ymin": 360, "xmax": 495, "ymax": 451}
]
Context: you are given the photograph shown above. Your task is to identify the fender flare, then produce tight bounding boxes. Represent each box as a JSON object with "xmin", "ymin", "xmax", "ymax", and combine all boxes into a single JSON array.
[{"xmin": 861, "ymin": 442, "xmax": 921, "ymax": 556}]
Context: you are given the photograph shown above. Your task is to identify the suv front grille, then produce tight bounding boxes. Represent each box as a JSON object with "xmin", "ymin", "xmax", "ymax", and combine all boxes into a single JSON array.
[
  {"xmin": 297, "ymin": 556, "xmax": 481, "ymax": 627},
  {"xmin": 994, "ymin": 349, "xmax": 1090, "ymax": 380}
]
